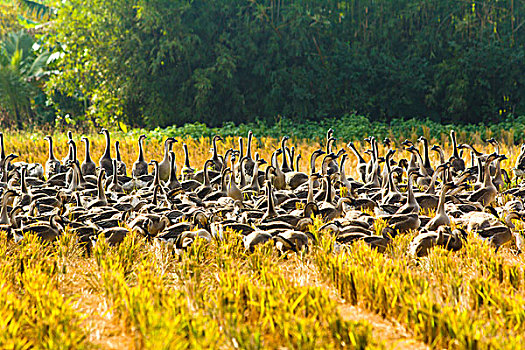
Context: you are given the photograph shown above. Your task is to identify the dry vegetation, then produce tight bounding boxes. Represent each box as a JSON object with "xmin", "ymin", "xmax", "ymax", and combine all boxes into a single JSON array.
[{"xmin": 1, "ymin": 130, "xmax": 525, "ymax": 349}]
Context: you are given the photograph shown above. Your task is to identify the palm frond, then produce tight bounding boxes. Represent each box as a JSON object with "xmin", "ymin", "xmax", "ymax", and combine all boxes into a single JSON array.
[{"xmin": 17, "ymin": 0, "xmax": 57, "ymax": 21}]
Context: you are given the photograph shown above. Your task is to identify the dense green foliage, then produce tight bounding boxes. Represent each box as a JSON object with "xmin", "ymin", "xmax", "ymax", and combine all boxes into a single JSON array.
[
  {"xmin": 0, "ymin": 0, "xmax": 524, "ymax": 129},
  {"xmin": 0, "ymin": 30, "xmax": 51, "ymax": 127},
  {"xmin": 139, "ymin": 114, "xmax": 525, "ymax": 145},
  {"xmin": 42, "ymin": 0, "xmax": 525, "ymax": 128}
]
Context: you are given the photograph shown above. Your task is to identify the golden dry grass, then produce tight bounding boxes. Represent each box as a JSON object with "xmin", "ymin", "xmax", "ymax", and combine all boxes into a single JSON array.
[{"xmin": 1, "ymin": 130, "xmax": 524, "ymax": 349}]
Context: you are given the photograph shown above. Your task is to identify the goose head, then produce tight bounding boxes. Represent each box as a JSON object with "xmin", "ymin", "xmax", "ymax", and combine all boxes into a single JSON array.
[{"xmin": 401, "ymin": 139, "xmax": 413, "ymax": 147}]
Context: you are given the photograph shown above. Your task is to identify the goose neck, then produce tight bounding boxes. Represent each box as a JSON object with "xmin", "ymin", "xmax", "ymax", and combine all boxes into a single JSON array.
[
  {"xmin": 183, "ymin": 144, "xmax": 191, "ymax": 167},
  {"xmin": 137, "ymin": 137, "xmax": 145, "ymax": 162},
  {"xmin": 47, "ymin": 137, "xmax": 56, "ymax": 160},
  {"xmin": 246, "ymin": 132, "xmax": 253, "ymax": 159},
  {"xmin": 103, "ymin": 131, "xmax": 111, "ymax": 158},
  {"xmin": 84, "ymin": 139, "xmax": 92, "ymax": 162}
]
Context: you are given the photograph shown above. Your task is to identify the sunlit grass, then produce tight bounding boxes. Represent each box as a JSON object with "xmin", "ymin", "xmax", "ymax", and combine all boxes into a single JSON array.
[{"xmin": 0, "ymin": 130, "xmax": 524, "ymax": 348}]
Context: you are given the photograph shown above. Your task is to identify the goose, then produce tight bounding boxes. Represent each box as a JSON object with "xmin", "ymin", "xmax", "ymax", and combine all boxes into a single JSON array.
[
  {"xmin": 279, "ymin": 136, "xmax": 292, "ymax": 173},
  {"xmin": 408, "ymin": 226, "xmax": 449, "ymax": 257},
  {"xmin": 236, "ymin": 156, "xmax": 248, "ymax": 188},
  {"xmin": 457, "ymin": 207, "xmax": 501, "ymax": 233},
  {"xmin": 409, "ymin": 226, "xmax": 465, "ymax": 257},
  {"xmin": 504, "ymin": 199, "xmax": 524, "ymax": 212},
  {"xmin": 320, "ymin": 197, "xmax": 352, "ymax": 222},
  {"xmin": 405, "ymin": 145, "xmax": 431, "ymax": 187},
  {"xmin": 43, "ymin": 135, "xmax": 61, "ymax": 179},
  {"xmin": 395, "ymin": 171, "xmax": 421, "ymax": 214},
  {"xmin": 339, "ymin": 154, "xmax": 353, "ymax": 194},
  {"xmin": 288, "ymin": 146, "xmax": 296, "ymax": 172},
  {"xmin": 211, "ymin": 135, "xmax": 224, "ymax": 171},
  {"xmin": 5, "ymin": 130, "xmax": 525, "ymax": 264},
  {"xmin": 449, "ymin": 130, "xmax": 465, "ymax": 175},
  {"xmin": 100, "ymin": 227, "xmax": 129, "ymax": 246},
  {"xmin": 107, "ymin": 160, "xmax": 124, "ymax": 194},
  {"xmin": 62, "ymin": 131, "xmax": 74, "ymax": 165},
  {"xmin": 129, "ymin": 214, "xmax": 170, "ymax": 238},
  {"xmin": 315, "ymin": 172, "xmax": 336, "ymax": 204},
  {"xmin": 295, "ymin": 153, "xmax": 302, "ymax": 173},
  {"xmin": 368, "ymin": 138, "xmax": 381, "ymax": 183},
  {"xmin": 363, "ymin": 156, "xmax": 381, "ymax": 189},
  {"xmin": 65, "ymin": 138, "xmax": 79, "ymax": 182},
  {"xmin": 202, "ymin": 168, "xmax": 229, "ymax": 202},
  {"xmin": 175, "ymin": 229, "xmax": 213, "ymax": 250},
  {"xmin": 181, "ymin": 143, "xmax": 195, "ymax": 180},
  {"xmin": 476, "ymin": 211, "xmax": 523, "ymax": 252},
  {"xmin": 66, "ymin": 158, "xmax": 81, "ymax": 192},
  {"xmin": 195, "ymin": 159, "xmax": 215, "ymax": 199},
  {"xmin": 303, "ymin": 148, "xmax": 325, "ymax": 189},
  {"xmin": 0, "ymin": 205, "xmax": 23, "ymax": 238},
  {"xmin": 467, "ymin": 153, "xmax": 499, "ymax": 207},
  {"xmin": 1, "ymin": 154, "xmax": 18, "ymax": 186},
  {"xmin": 270, "ymin": 149, "xmax": 286, "ymax": 190},
  {"xmin": 327, "ymin": 148, "xmax": 346, "ymax": 176},
  {"xmin": 236, "ymin": 136, "xmax": 245, "ymax": 174},
  {"xmin": 418, "ymin": 136, "xmax": 434, "ymax": 176},
  {"xmin": 148, "ymin": 160, "xmax": 163, "ymax": 191},
  {"xmin": 381, "ymin": 213, "xmax": 421, "ymax": 236},
  {"xmin": 458, "ymin": 143, "xmax": 486, "ymax": 163},
  {"xmin": 86, "ymin": 169, "xmax": 108, "ymax": 209},
  {"xmin": 158, "ymin": 137, "xmax": 177, "ymax": 182},
  {"xmin": 17, "ymin": 213, "xmax": 64, "ymax": 243},
  {"xmin": 325, "ymin": 137, "xmax": 340, "ymax": 174},
  {"xmin": 360, "ymin": 233, "xmax": 392, "ymax": 253},
  {"xmin": 0, "ymin": 132, "xmax": 5, "ymax": 172},
  {"xmin": 380, "ymin": 150, "xmax": 402, "ymax": 205},
  {"xmin": 320, "ymin": 152, "xmax": 339, "ymax": 177},
  {"xmin": 0, "ymin": 189, "xmax": 17, "ymax": 225},
  {"xmin": 402, "ymin": 139, "xmax": 419, "ymax": 174},
  {"xmin": 98, "ymin": 128, "xmax": 113, "ymax": 177},
  {"xmin": 260, "ymin": 181, "xmax": 279, "ymax": 222},
  {"xmin": 485, "ymin": 139, "xmax": 505, "ymax": 190},
  {"xmin": 381, "ymin": 152, "xmax": 397, "ymax": 189},
  {"xmin": 513, "ymin": 144, "xmax": 525, "ymax": 179},
  {"xmin": 166, "ymin": 151, "xmax": 182, "ymax": 190},
  {"xmin": 415, "ymin": 163, "xmax": 450, "ymax": 211},
  {"xmin": 80, "ymin": 136, "xmax": 97, "ymax": 176},
  {"xmin": 305, "ymin": 173, "xmax": 321, "ymax": 204},
  {"xmin": 132, "ymin": 134, "xmax": 148, "ymax": 178},
  {"xmin": 115, "ymin": 141, "xmax": 127, "ymax": 176},
  {"xmin": 425, "ymin": 182, "xmax": 458, "ymax": 231},
  {"xmin": 243, "ymin": 231, "xmax": 273, "ymax": 252},
  {"xmin": 492, "ymin": 154, "xmax": 507, "ymax": 191},
  {"xmin": 227, "ymin": 155, "xmax": 243, "ymax": 202},
  {"xmin": 430, "ymin": 145, "xmax": 452, "ymax": 183},
  {"xmin": 14, "ymin": 167, "xmax": 32, "ymax": 208},
  {"xmin": 275, "ymin": 230, "xmax": 308, "ymax": 253},
  {"xmin": 69, "ymin": 159, "xmax": 96, "ymax": 191},
  {"xmin": 347, "ymin": 142, "xmax": 367, "ymax": 182},
  {"xmin": 243, "ymin": 130, "xmax": 256, "ymax": 176}
]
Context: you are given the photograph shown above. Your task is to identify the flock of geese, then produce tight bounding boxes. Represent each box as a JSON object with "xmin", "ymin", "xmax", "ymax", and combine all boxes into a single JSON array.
[{"xmin": 1, "ymin": 128, "xmax": 525, "ymax": 257}]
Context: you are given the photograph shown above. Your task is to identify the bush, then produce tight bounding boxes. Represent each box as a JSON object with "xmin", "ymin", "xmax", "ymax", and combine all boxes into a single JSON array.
[{"xmin": 44, "ymin": 0, "xmax": 525, "ymax": 128}]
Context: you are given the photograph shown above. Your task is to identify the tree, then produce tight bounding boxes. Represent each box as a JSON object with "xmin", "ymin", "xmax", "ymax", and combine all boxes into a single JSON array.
[
  {"xmin": 0, "ymin": 30, "xmax": 50, "ymax": 127},
  {"xmin": 46, "ymin": 0, "xmax": 525, "ymax": 128}
]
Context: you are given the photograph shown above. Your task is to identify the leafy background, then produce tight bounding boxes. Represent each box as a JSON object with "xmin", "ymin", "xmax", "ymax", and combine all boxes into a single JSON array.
[{"xmin": 0, "ymin": 0, "xmax": 524, "ymax": 134}]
